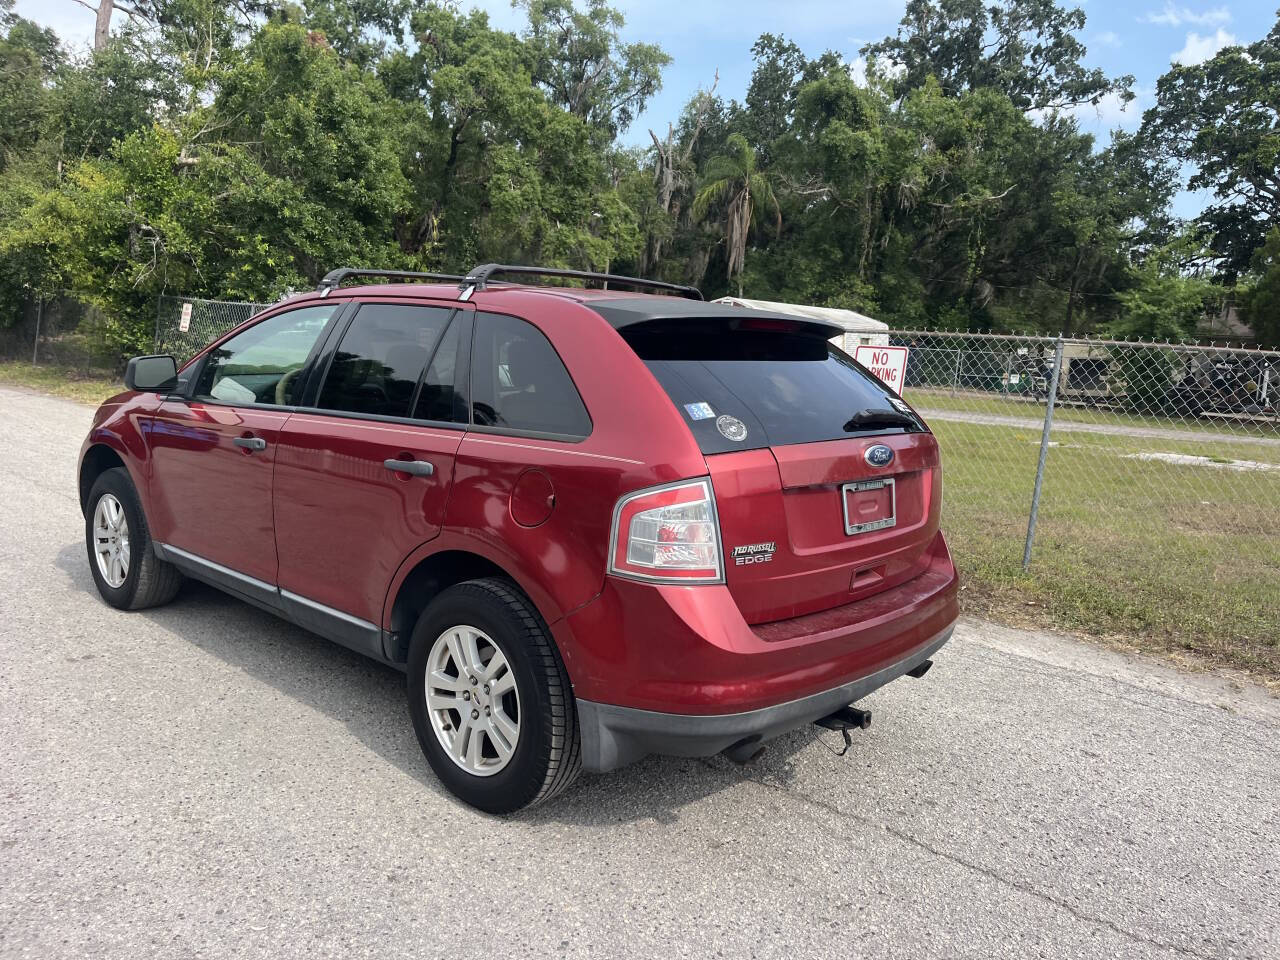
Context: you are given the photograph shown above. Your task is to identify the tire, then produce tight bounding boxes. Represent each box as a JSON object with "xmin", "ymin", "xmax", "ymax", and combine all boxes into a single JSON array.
[
  {"xmin": 84, "ymin": 467, "xmax": 183, "ymax": 611},
  {"xmin": 407, "ymin": 578, "xmax": 581, "ymax": 813}
]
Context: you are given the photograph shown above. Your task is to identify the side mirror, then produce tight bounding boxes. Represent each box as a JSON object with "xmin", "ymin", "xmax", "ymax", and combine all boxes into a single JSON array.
[{"xmin": 124, "ymin": 354, "xmax": 178, "ymax": 393}]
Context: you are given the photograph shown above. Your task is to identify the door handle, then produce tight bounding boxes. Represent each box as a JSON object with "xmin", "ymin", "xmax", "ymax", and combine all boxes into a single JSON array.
[
  {"xmin": 234, "ymin": 436, "xmax": 267, "ymax": 451},
  {"xmin": 383, "ymin": 458, "xmax": 434, "ymax": 477}
]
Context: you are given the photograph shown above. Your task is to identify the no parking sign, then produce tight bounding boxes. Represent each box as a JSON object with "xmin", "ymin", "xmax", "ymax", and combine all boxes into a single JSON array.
[{"xmin": 854, "ymin": 345, "xmax": 909, "ymax": 395}]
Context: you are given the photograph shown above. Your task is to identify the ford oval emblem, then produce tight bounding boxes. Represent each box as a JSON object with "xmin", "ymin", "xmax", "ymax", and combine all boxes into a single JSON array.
[{"xmin": 864, "ymin": 444, "xmax": 894, "ymax": 468}]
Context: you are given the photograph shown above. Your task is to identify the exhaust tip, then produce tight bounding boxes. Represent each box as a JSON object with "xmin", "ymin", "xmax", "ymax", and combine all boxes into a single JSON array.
[
  {"xmin": 722, "ymin": 736, "xmax": 766, "ymax": 764},
  {"xmin": 906, "ymin": 658, "xmax": 933, "ymax": 679}
]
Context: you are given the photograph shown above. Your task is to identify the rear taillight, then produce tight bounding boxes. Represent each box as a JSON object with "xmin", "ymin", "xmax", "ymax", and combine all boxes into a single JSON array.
[{"xmin": 608, "ymin": 478, "xmax": 723, "ymax": 583}]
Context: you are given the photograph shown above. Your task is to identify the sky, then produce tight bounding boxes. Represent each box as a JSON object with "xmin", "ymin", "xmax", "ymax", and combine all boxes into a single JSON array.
[{"xmin": 15, "ymin": 0, "xmax": 1280, "ymax": 217}]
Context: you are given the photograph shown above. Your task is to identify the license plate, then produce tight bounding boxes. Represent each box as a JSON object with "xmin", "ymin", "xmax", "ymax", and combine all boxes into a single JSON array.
[{"xmin": 842, "ymin": 478, "xmax": 896, "ymax": 535}]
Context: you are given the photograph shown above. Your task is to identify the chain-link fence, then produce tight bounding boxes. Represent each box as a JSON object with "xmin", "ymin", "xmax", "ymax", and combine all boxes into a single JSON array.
[
  {"xmin": 893, "ymin": 330, "xmax": 1280, "ymax": 652},
  {"xmin": 0, "ymin": 297, "xmax": 110, "ymax": 370},
  {"xmin": 155, "ymin": 295, "xmax": 268, "ymax": 362}
]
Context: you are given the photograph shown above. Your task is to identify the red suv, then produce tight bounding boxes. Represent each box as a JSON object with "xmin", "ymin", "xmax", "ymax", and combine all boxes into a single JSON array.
[{"xmin": 79, "ymin": 265, "xmax": 958, "ymax": 812}]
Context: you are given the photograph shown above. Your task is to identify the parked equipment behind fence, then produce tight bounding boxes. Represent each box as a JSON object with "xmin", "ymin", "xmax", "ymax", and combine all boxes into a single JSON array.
[{"xmin": 154, "ymin": 297, "xmax": 1279, "ymax": 585}]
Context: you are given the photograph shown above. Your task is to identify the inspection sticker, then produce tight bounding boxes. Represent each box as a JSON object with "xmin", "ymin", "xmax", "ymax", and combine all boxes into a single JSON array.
[{"xmin": 684, "ymin": 402, "xmax": 715, "ymax": 421}]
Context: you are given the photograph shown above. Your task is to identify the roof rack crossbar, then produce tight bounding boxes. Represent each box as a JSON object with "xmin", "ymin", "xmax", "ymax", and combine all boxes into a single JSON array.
[
  {"xmin": 461, "ymin": 263, "xmax": 703, "ymax": 301},
  {"xmin": 317, "ymin": 268, "xmax": 467, "ymax": 297}
]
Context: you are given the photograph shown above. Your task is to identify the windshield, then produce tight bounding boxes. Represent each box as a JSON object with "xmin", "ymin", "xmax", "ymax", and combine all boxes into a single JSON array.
[{"xmin": 622, "ymin": 319, "xmax": 922, "ymax": 455}]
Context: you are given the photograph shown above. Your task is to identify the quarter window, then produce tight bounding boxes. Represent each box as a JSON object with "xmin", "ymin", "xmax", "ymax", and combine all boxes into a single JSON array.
[
  {"xmin": 195, "ymin": 305, "xmax": 337, "ymax": 406},
  {"xmin": 470, "ymin": 313, "xmax": 591, "ymax": 438},
  {"xmin": 317, "ymin": 304, "xmax": 457, "ymax": 419}
]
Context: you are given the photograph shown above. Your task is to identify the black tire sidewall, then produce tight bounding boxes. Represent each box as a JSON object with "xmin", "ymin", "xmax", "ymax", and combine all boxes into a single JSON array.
[
  {"xmin": 407, "ymin": 582, "xmax": 556, "ymax": 813},
  {"xmin": 84, "ymin": 469, "xmax": 145, "ymax": 610}
]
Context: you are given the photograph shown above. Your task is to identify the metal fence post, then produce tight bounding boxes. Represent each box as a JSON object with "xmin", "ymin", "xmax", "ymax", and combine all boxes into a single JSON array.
[
  {"xmin": 950, "ymin": 347, "xmax": 962, "ymax": 396},
  {"xmin": 1022, "ymin": 335, "xmax": 1064, "ymax": 570},
  {"xmin": 31, "ymin": 298, "xmax": 42, "ymax": 364}
]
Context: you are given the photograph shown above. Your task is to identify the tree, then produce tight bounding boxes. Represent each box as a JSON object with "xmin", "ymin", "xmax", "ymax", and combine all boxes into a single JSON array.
[
  {"xmin": 692, "ymin": 133, "xmax": 779, "ymax": 296},
  {"xmin": 297, "ymin": 0, "xmax": 413, "ymax": 67},
  {"xmin": 1108, "ymin": 265, "xmax": 1213, "ymax": 342},
  {"xmin": 1239, "ymin": 228, "xmax": 1280, "ymax": 348},
  {"xmin": 0, "ymin": 11, "xmax": 59, "ymax": 170},
  {"xmin": 518, "ymin": 0, "xmax": 670, "ymax": 141},
  {"xmin": 1140, "ymin": 14, "xmax": 1279, "ymax": 277},
  {"xmin": 50, "ymin": 29, "xmax": 179, "ymax": 166},
  {"xmin": 379, "ymin": 4, "xmax": 640, "ymax": 271},
  {"xmin": 1, "ymin": 21, "xmax": 416, "ymax": 351},
  {"xmin": 865, "ymin": 0, "xmax": 1132, "ymax": 112}
]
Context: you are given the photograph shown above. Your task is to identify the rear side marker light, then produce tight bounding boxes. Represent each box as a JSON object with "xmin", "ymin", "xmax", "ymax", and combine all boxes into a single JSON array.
[{"xmin": 608, "ymin": 478, "xmax": 724, "ymax": 584}]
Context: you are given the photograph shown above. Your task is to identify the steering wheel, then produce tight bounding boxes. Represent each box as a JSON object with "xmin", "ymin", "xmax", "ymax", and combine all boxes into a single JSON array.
[{"xmin": 275, "ymin": 367, "xmax": 301, "ymax": 406}]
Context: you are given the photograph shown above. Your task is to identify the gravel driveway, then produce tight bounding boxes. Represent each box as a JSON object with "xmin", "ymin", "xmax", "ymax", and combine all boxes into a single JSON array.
[{"xmin": 1, "ymin": 385, "xmax": 1277, "ymax": 960}]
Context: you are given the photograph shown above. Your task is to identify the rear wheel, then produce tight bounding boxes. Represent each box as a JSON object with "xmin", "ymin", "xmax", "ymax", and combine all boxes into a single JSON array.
[
  {"xmin": 84, "ymin": 467, "xmax": 183, "ymax": 610},
  {"xmin": 407, "ymin": 578, "xmax": 580, "ymax": 813}
]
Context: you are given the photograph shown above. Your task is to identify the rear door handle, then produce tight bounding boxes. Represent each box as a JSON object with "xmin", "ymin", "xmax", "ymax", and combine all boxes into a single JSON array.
[
  {"xmin": 234, "ymin": 436, "xmax": 267, "ymax": 451},
  {"xmin": 383, "ymin": 458, "xmax": 434, "ymax": 477}
]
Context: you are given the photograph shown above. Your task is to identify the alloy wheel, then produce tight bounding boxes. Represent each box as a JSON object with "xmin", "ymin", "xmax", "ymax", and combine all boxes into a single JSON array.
[
  {"xmin": 93, "ymin": 493, "xmax": 131, "ymax": 589},
  {"xmin": 425, "ymin": 625, "xmax": 521, "ymax": 776}
]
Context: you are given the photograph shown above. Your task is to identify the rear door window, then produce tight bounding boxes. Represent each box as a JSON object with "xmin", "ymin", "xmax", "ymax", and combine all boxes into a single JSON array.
[
  {"xmin": 470, "ymin": 312, "xmax": 591, "ymax": 438},
  {"xmin": 622, "ymin": 319, "xmax": 920, "ymax": 454},
  {"xmin": 317, "ymin": 304, "xmax": 455, "ymax": 419}
]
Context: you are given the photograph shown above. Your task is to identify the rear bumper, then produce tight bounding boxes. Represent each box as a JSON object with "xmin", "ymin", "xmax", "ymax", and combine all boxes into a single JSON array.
[
  {"xmin": 577, "ymin": 624, "xmax": 952, "ymax": 772},
  {"xmin": 558, "ymin": 531, "xmax": 960, "ymax": 772}
]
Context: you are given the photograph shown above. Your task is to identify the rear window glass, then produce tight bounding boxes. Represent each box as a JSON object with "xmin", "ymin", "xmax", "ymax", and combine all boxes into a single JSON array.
[{"xmin": 622, "ymin": 320, "xmax": 920, "ymax": 453}]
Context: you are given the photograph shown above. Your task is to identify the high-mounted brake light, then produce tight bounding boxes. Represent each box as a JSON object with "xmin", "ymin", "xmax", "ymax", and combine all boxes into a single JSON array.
[
  {"xmin": 734, "ymin": 317, "xmax": 803, "ymax": 333},
  {"xmin": 608, "ymin": 479, "xmax": 724, "ymax": 583}
]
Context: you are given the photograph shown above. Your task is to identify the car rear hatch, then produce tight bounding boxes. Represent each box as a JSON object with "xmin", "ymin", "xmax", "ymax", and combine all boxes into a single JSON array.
[{"xmin": 619, "ymin": 314, "xmax": 941, "ymax": 625}]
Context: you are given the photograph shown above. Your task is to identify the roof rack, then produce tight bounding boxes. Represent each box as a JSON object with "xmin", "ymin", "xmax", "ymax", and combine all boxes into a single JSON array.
[
  {"xmin": 460, "ymin": 263, "xmax": 703, "ymax": 301},
  {"xmin": 317, "ymin": 268, "xmax": 466, "ymax": 297}
]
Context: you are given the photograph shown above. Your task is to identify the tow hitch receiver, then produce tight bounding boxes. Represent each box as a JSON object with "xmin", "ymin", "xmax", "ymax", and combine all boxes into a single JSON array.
[{"xmin": 815, "ymin": 705, "xmax": 872, "ymax": 731}]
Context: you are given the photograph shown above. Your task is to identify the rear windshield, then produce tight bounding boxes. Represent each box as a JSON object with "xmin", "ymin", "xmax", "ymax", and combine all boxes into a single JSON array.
[{"xmin": 622, "ymin": 319, "xmax": 921, "ymax": 454}]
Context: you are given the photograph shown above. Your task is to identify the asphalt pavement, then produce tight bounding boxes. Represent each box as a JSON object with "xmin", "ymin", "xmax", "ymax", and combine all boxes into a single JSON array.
[{"xmin": 1, "ymin": 384, "xmax": 1277, "ymax": 960}]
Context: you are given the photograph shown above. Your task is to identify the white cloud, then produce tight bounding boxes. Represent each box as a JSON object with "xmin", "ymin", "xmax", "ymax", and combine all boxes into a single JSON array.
[
  {"xmin": 1066, "ymin": 87, "xmax": 1151, "ymax": 134},
  {"xmin": 1144, "ymin": 3, "xmax": 1232, "ymax": 27},
  {"xmin": 848, "ymin": 54, "xmax": 905, "ymax": 88},
  {"xmin": 849, "ymin": 56, "xmax": 869, "ymax": 87},
  {"xmin": 1093, "ymin": 30, "xmax": 1122, "ymax": 47},
  {"xmin": 1172, "ymin": 28, "xmax": 1236, "ymax": 64}
]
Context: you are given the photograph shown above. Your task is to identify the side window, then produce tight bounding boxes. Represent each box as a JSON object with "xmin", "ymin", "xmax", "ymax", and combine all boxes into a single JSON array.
[
  {"xmin": 317, "ymin": 304, "xmax": 453, "ymax": 418},
  {"xmin": 195, "ymin": 305, "xmax": 336, "ymax": 406},
  {"xmin": 413, "ymin": 317, "xmax": 466, "ymax": 423},
  {"xmin": 471, "ymin": 312, "xmax": 591, "ymax": 438}
]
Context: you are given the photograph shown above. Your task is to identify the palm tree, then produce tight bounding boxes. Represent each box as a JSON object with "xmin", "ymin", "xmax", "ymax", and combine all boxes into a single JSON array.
[{"xmin": 692, "ymin": 134, "xmax": 780, "ymax": 297}]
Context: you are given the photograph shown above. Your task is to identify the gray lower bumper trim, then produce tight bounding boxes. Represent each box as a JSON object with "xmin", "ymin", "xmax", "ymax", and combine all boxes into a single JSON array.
[{"xmin": 576, "ymin": 625, "xmax": 954, "ymax": 773}]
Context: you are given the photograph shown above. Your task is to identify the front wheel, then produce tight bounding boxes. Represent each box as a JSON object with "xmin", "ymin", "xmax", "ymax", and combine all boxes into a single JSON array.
[
  {"xmin": 84, "ymin": 467, "xmax": 183, "ymax": 610},
  {"xmin": 407, "ymin": 578, "xmax": 581, "ymax": 813}
]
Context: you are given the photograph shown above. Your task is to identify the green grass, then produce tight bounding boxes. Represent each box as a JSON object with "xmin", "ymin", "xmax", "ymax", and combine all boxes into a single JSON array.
[
  {"xmin": 932, "ymin": 418, "xmax": 1280, "ymax": 678},
  {"xmin": 0, "ymin": 361, "xmax": 121, "ymax": 405}
]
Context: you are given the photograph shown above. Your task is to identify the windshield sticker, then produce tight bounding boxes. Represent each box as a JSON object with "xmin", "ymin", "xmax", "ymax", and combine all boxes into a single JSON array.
[
  {"xmin": 716, "ymin": 415, "xmax": 748, "ymax": 442},
  {"xmin": 684, "ymin": 402, "xmax": 715, "ymax": 421}
]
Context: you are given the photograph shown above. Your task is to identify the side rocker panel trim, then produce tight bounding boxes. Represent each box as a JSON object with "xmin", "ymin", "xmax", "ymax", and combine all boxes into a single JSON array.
[{"xmin": 153, "ymin": 542, "xmax": 396, "ymax": 666}]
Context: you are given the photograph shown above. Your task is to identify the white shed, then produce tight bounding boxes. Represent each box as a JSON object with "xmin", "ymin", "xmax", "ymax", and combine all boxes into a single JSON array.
[{"xmin": 710, "ymin": 296, "xmax": 890, "ymax": 352}]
